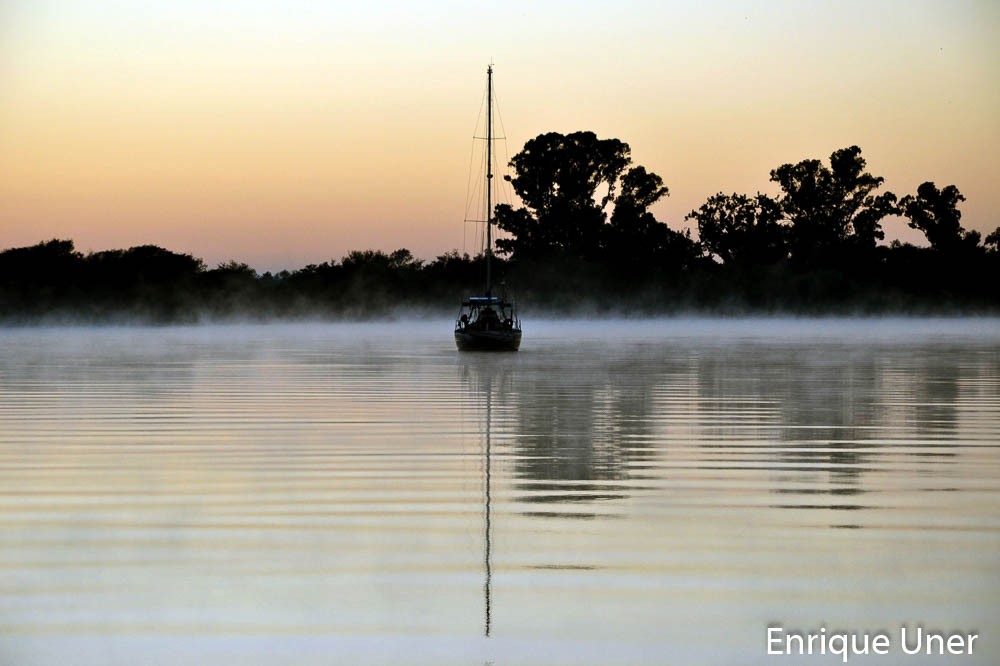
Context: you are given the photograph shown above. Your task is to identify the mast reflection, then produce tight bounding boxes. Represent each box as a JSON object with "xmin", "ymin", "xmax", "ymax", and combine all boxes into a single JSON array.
[
  {"xmin": 461, "ymin": 357, "xmax": 509, "ymax": 638},
  {"xmin": 483, "ymin": 379, "xmax": 493, "ymax": 637}
]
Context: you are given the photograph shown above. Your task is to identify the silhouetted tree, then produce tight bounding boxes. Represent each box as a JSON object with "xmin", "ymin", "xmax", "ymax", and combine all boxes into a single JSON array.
[
  {"xmin": 985, "ymin": 227, "xmax": 1000, "ymax": 255},
  {"xmin": 334, "ymin": 248, "xmax": 426, "ymax": 312},
  {"xmin": 687, "ymin": 193, "xmax": 787, "ymax": 266},
  {"xmin": 341, "ymin": 248, "xmax": 424, "ymax": 272},
  {"xmin": 611, "ymin": 166, "xmax": 669, "ymax": 222},
  {"xmin": 602, "ymin": 166, "xmax": 694, "ymax": 269},
  {"xmin": 427, "ymin": 249, "xmax": 472, "ymax": 274},
  {"xmin": 900, "ymin": 182, "xmax": 980, "ymax": 253},
  {"xmin": 0, "ymin": 239, "xmax": 84, "ymax": 315},
  {"xmin": 494, "ymin": 131, "xmax": 698, "ymax": 274},
  {"xmin": 79, "ymin": 245, "xmax": 205, "ymax": 320},
  {"xmin": 770, "ymin": 146, "xmax": 897, "ymax": 263},
  {"xmin": 0, "ymin": 238, "xmax": 82, "ymax": 284},
  {"xmin": 198, "ymin": 261, "xmax": 262, "ymax": 316},
  {"xmin": 425, "ymin": 250, "xmax": 484, "ymax": 293},
  {"xmin": 215, "ymin": 260, "xmax": 257, "ymax": 276},
  {"xmin": 495, "ymin": 131, "xmax": 631, "ymax": 260},
  {"xmin": 87, "ymin": 245, "xmax": 205, "ymax": 286}
]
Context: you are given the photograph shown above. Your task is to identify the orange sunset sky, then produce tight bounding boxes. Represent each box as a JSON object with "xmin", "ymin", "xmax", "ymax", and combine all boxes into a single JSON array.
[{"xmin": 1, "ymin": 1, "xmax": 997, "ymax": 272}]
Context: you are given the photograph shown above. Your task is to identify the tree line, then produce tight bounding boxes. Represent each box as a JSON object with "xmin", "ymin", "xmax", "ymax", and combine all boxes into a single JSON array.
[
  {"xmin": 493, "ymin": 133, "xmax": 997, "ymax": 311},
  {"xmin": 0, "ymin": 242, "xmax": 490, "ymax": 322},
  {"xmin": 1, "ymin": 134, "xmax": 998, "ymax": 322}
]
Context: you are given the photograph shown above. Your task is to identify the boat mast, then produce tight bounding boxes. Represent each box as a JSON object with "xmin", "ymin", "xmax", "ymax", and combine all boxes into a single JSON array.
[{"xmin": 485, "ymin": 64, "xmax": 493, "ymax": 297}]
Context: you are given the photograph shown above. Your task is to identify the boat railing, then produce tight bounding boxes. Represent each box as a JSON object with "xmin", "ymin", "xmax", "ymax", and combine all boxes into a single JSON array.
[{"xmin": 455, "ymin": 298, "xmax": 520, "ymax": 332}]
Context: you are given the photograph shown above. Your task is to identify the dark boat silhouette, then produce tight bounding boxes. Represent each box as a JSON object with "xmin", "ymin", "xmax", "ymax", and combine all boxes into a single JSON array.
[{"xmin": 454, "ymin": 65, "xmax": 522, "ymax": 352}]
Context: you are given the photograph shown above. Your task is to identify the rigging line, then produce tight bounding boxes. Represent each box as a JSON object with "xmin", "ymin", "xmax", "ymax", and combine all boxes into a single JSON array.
[
  {"xmin": 488, "ymin": 91, "xmax": 516, "ymax": 247},
  {"xmin": 463, "ymin": 75, "xmax": 491, "ymax": 256},
  {"xmin": 462, "ymin": 73, "xmax": 490, "ymax": 252},
  {"xmin": 463, "ymin": 135, "xmax": 478, "ymax": 257},
  {"xmin": 494, "ymin": 97, "xmax": 515, "ymax": 205},
  {"xmin": 465, "ymin": 145, "xmax": 486, "ymax": 253},
  {"xmin": 496, "ymin": 116, "xmax": 513, "ymax": 204}
]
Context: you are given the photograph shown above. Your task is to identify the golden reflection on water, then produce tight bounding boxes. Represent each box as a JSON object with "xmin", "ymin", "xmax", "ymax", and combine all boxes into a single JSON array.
[{"xmin": 0, "ymin": 320, "xmax": 998, "ymax": 665}]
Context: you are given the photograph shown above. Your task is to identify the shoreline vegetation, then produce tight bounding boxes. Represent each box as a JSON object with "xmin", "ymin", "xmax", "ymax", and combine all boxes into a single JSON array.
[{"xmin": 3, "ymin": 137, "xmax": 998, "ymax": 324}]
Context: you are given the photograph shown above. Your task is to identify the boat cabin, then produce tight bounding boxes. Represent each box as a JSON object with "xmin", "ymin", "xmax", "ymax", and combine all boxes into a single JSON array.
[{"xmin": 455, "ymin": 295, "xmax": 519, "ymax": 333}]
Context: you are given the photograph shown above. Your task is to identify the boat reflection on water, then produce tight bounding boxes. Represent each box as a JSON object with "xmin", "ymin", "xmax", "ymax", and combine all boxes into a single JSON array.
[{"xmin": 461, "ymin": 357, "xmax": 508, "ymax": 638}]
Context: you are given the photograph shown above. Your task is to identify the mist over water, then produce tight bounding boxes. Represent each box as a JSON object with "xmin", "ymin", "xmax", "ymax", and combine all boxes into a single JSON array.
[{"xmin": 1, "ymin": 318, "xmax": 998, "ymax": 665}]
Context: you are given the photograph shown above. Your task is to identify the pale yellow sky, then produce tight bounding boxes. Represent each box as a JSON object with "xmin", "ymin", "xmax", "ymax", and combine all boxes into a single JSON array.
[{"xmin": 1, "ymin": 1, "xmax": 997, "ymax": 271}]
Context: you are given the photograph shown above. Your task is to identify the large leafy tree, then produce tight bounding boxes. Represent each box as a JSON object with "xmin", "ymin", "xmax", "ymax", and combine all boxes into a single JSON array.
[
  {"xmin": 605, "ymin": 166, "xmax": 695, "ymax": 267},
  {"xmin": 87, "ymin": 245, "xmax": 205, "ymax": 286},
  {"xmin": 770, "ymin": 146, "xmax": 897, "ymax": 261},
  {"xmin": 495, "ymin": 131, "xmax": 690, "ymax": 265},
  {"xmin": 0, "ymin": 239, "xmax": 82, "ymax": 287},
  {"xmin": 612, "ymin": 166, "xmax": 669, "ymax": 224},
  {"xmin": 900, "ymin": 182, "xmax": 979, "ymax": 252},
  {"xmin": 494, "ymin": 131, "xmax": 631, "ymax": 260},
  {"xmin": 686, "ymin": 193, "xmax": 787, "ymax": 266}
]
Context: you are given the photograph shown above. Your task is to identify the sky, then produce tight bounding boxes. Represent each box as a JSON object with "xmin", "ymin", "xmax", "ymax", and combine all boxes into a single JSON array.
[{"xmin": 1, "ymin": 0, "xmax": 997, "ymax": 272}]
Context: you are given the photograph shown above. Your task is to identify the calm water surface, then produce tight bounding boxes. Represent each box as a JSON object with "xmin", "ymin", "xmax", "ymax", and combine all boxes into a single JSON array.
[{"xmin": 1, "ymin": 319, "xmax": 998, "ymax": 665}]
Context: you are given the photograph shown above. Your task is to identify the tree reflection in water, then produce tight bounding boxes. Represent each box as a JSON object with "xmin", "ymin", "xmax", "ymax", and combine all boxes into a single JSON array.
[{"xmin": 458, "ymin": 337, "xmax": 984, "ymax": 527}]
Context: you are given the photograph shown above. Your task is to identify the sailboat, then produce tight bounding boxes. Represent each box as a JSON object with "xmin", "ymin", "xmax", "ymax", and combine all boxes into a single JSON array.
[{"xmin": 454, "ymin": 65, "xmax": 522, "ymax": 352}]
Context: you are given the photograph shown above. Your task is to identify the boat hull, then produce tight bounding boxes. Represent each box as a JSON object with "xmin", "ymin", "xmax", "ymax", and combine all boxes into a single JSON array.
[{"xmin": 455, "ymin": 328, "xmax": 522, "ymax": 352}]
